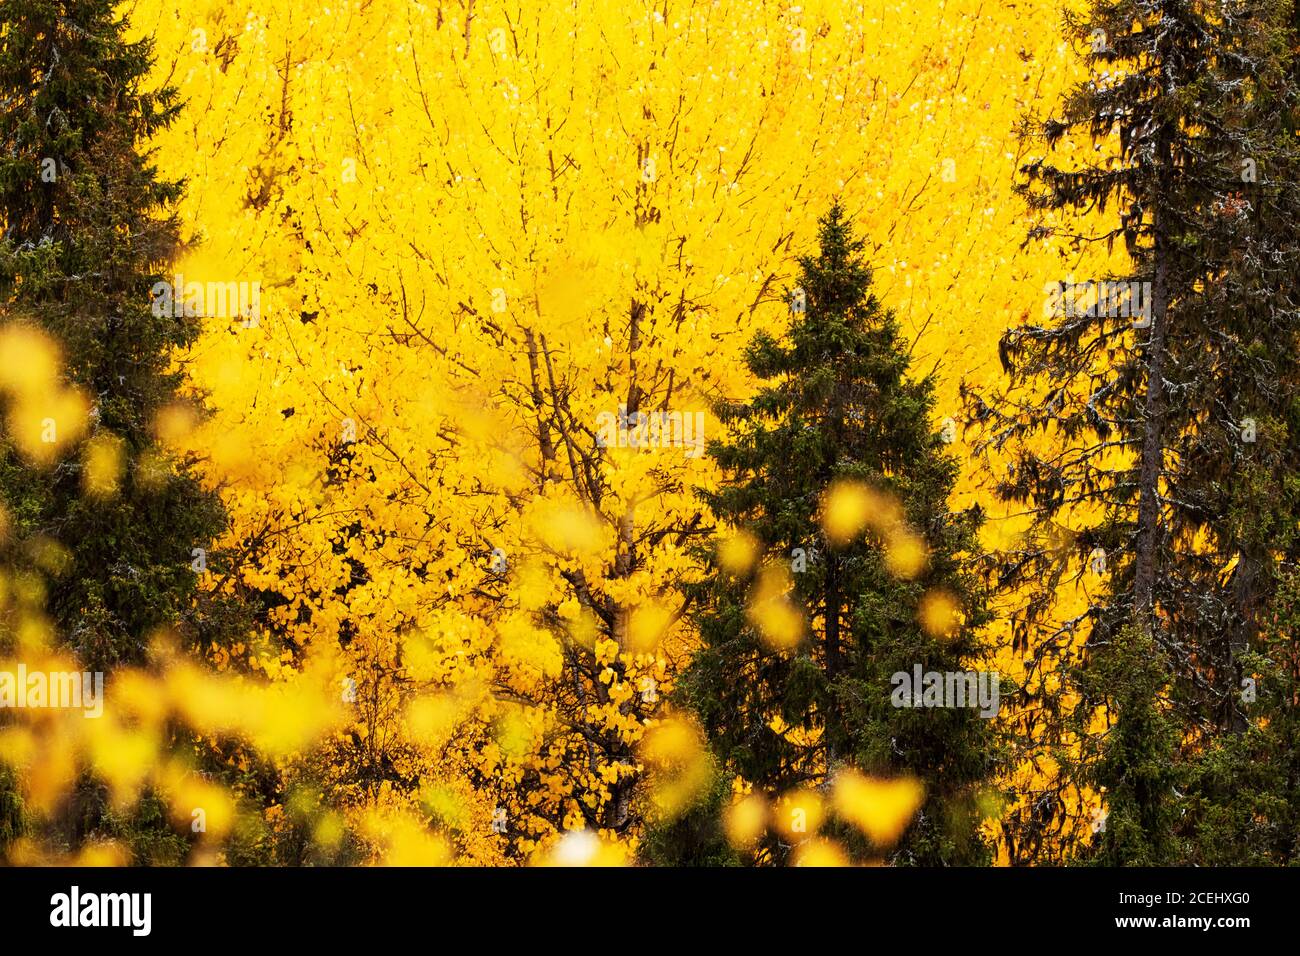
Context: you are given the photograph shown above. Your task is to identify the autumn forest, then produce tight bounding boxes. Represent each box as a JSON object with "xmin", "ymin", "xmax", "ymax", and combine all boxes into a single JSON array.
[{"xmin": 0, "ymin": 0, "xmax": 1297, "ymax": 876}]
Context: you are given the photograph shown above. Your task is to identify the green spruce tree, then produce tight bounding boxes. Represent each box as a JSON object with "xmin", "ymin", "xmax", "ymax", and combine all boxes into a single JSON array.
[
  {"xmin": 1178, "ymin": 569, "xmax": 1300, "ymax": 864},
  {"xmin": 1170, "ymin": 0, "xmax": 1300, "ymax": 864},
  {"xmin": 0, "ymin": 0, "xmax": 250, "ymax": 857},
  {"xmin": 967, "ymin": 0, "xmax": 1300, "ymax": 863},
  {"xmin": 677, "ymin": 204, "xmax": 1001, "ymax": 866}
]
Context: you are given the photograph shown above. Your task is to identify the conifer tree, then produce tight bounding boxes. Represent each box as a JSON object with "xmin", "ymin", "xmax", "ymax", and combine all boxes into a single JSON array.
[
  {"xmin": 0, "ymin": 0, "xmax": 247, "ymax": 667},
  {"xmin": 966, "ymin": 0, "xmax": 1300, "ymax": 862},
  {"xmin": 0, "ymin": 0, "xmax": 249, "ymax": 854},
  {"xmin": 678, "ymin": 204, "xmax": 1001, "ymax": 865},
  {"xmin": 1169, "ymin": 1, "xmax": 1300, "ymax": 864},
  {"xmin": 1178, "ymin": 570, "xmax": 1300, "ymax": 864}
]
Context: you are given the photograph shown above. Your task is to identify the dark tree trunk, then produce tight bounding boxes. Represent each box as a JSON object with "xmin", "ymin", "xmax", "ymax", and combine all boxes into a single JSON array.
[{"xmin": 1133, "ymin": 137, "xmax": 1173, "ymax": 629}]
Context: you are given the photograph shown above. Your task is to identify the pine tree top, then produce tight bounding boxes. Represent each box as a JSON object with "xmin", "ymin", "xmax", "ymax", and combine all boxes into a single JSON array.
[{"xmin": 712, "ymin": 201, "xmax": 954, "ymax": 529}]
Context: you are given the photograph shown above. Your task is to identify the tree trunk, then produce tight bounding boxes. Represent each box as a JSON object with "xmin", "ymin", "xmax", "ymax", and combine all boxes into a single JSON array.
[
  {"xmin": 1133, "ymin": 137, "xmax": 1173, "ymax": 630},
  {"xmin": 824, "ymin": 555, "xmax": 841, "ymax": 765}
]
